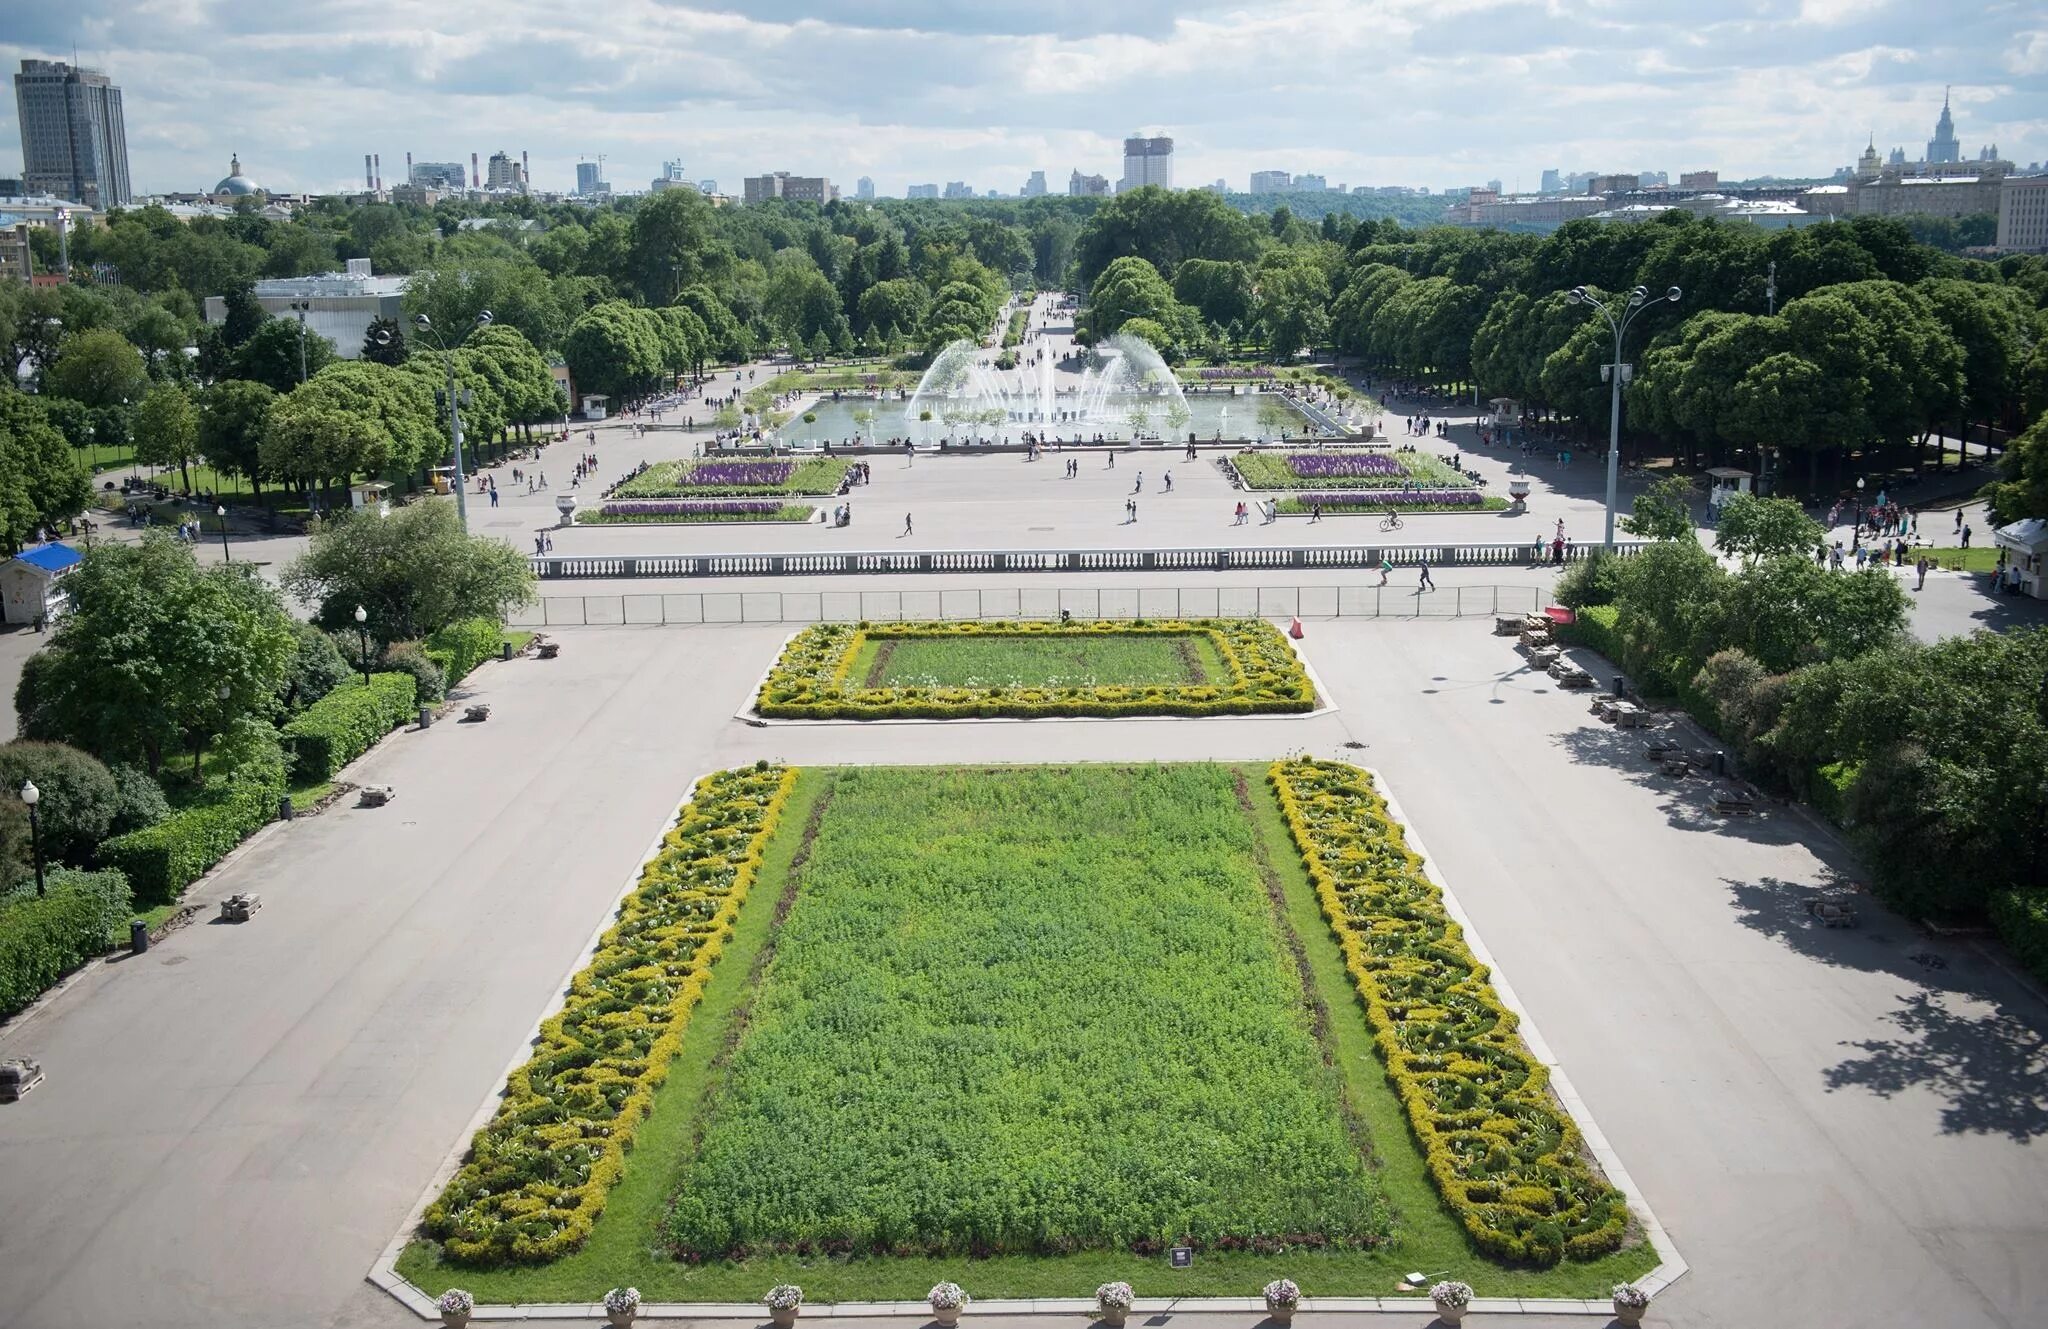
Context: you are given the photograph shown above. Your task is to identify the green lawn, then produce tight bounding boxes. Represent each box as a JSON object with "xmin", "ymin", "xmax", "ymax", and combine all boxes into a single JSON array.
[
  {"xmin": 578, "ymin": 503, "xmax": 816, "ymax": 525},
  {"xmin": 1233, "ymin": 451, "xmax": 1472, "ymax": 491},
  {"xmin": 1916, "ymin": 545, "xmax": 1999, "ymax": 572},
  {"xmin": 851, "ymin": 632, "xmax": 1225, "ymax": 687},
  {"xmin": 612, "ymin": 458, "xmax": 850, "ymax": 498},
  {"xmin": 397, "ymin": 764, "xmax": 1652, "ymax": 1305}
]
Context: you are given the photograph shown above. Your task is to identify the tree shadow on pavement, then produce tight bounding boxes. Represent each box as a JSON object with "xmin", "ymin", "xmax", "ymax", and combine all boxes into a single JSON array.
[
  {"xmin": 1552, "ymin": 707, "xmax": 1805, "ymax": 845},
  {"xmin": 1726, "ymin": 874, "xmax": 2048, "ymax": 1142}
]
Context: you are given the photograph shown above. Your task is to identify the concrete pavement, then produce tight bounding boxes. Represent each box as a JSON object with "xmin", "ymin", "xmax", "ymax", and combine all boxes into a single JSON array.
[{"xmin": 0, "ymin": 621, "xmax": 2042, "ymax": 1328}]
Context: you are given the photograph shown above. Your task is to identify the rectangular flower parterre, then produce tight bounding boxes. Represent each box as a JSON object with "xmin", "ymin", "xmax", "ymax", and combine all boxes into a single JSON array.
[
  {"xmin": 422, "ymin": 763, "xmax": 797, "ymax": 1264},
  {"xmin": 1268, "ymin": 758, "xmax": 1631, "ymax": 1266},
  {"xmin": 754, "ymin": 619, "xmax": 1316, "ymax": 719}
]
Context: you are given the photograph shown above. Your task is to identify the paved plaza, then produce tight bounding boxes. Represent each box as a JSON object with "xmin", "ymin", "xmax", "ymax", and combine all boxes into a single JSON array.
[{"xmin": 0, "ymin": 618, "xmax": 2042, "ymax": 1328}]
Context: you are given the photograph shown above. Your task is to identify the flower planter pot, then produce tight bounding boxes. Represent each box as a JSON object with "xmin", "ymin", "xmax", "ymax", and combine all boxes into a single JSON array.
[
  {"xmin": 934, "ymin": 1308, "xmax": 961, "ymax": 1327},
  {"xmin": 440, "ymin": 1314, "xmax": 470, "ymax": 1329},
  {"xmin": 1431, "ymin": 1306, "xmax": 1466, "ymax": 1326},
  {"xmin": 772, "ymin": 1308, "xmax": 800, "ymax": 1329},
  {"xmin": 1100, "ymin": 1310, "xmax": 1128, "ymax": 1327},
  {"xmin": 1613, "ymin": 1301, "xmax": 1646, "ymax": 1326},
  {"xmin": 608, "ymin": 1311, "xmax": 636, "ymax": 1328},
  {"xmin": 1264, "ymin": 1307, "xmax": 1295, "ymax": 1325}
]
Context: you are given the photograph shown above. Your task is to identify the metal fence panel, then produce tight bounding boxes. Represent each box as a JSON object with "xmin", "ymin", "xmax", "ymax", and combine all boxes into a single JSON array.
[
  {"xmin": 583, "ymin": 596, "xmax": 625, "ymax": 626},
  {"xmin": 1258, "ymin": 587, "xmax": 1299, "ymax": 619},
  {"xmin": 702, "ymin": 593, "xmax": 744, "ymax": 623},
  {"xmin": 661, "ymin": 593, "xmax": 704, "ymax": 624},
  {"xmin": 623, "ymin": 594, "xmax": 664, "ymax": 625}
]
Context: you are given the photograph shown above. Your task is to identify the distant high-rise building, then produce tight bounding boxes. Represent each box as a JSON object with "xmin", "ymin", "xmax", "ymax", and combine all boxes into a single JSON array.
[
  {"xmin": 1927, "ymin": 88, "xmax": 1961, "ymax": 164},
  {"xmin": 699, "ymin": 180, "xmax": 717, "ymax": 196},
  {"xmin": 650, "ymin": 161, "xmax": 696, "ymax": 193},
  {"xmin": 1207, "ymin": 178, "xmax": 1228, "ymax": 193},
  {"xmin": 1295, "ymin": 173, "xmax": 1329, "ymax": 192},
  {"xmin": 1250, "ymin": 170, "xmax": 1291, "ymax": 193},
  {"xmin": 856, "ymin": 175, "xmax": 875, "ymax": 200},
  {"xmin": 1997, "ymin": 174, "xmax": 2048, "ymax": 252},
  {"xmin": 14, "ymin": 59, "xmax": 131, "ymax": 208},
  {"xmin": 413, "ymin": 161, "xmax": 468, "ymax": 191},
  {"xmin": 1069, "ymin": 170, "xmax": 1110, "ymax": 196},
  {"xmin": 743, "ymin": 171, "xmax": 837, "ymax": 204},
  {"xmin": 1678, "ymin": 169, "xmax": 1718, "ymax": 190},
  {"xmin": 575, "ymin": 161, "xmax": 606, "ymax": 195},
  {"xmin": 1120, "ymin": 135, "xmax": 1173, "ymax": 191},
  {"xmin": 1485, "ymin": 178, "xmax": 1503, "ymax": 194},
  {"xmin": 907, "ymin": 183, "xmax": 939, "ymax": 199},
  {"xmin": 943, "ymin": 180, "xmax": 973, "ymax": 199},
  {"xmin": 485, "ymin": 150, "xmax": 523, "ymax": 190},
  {"xmin": 1539, "ymin": 168, "xmax": 1562, "ymax": 194},
  {"xmin": 1022, "ymin": 170, "xmax": 1047, "ymax": 197}
]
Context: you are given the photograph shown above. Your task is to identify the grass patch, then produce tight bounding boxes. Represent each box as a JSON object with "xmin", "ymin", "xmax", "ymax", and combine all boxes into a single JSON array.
[
  {"xmin": 580, "ymin": 503, "xmax": 817, "ymax": 525},
  {"xmin": 1915, "ymin": 544, "xmax": 1999, "ymax": 573},
  {"xmin": 851, "ymin": 631, "xmax": 1224, "ymax": 688},
  {"xmin": 612, "ymin": 458, "xmax": 849, "ymax": 499},
  {"xmin": 397, "ymin": 763, "xmax": 1652, "ymax": 1303},
  {"xmin": 1278, "ymin": 496, "xmax": 1508, "ymax": 515},
  {"xmin": 287, "ymin": 779, "xmax": 335, "ymax": 812},
  {"xmin": 1233, "ymin": 451, "xmax": 1471, "ymax": 491}
]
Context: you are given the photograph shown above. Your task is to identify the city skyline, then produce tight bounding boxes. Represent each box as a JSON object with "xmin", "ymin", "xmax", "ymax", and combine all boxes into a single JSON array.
[{"xmin": 2, "ymin": 1, "xmax": 2044, "ymax": 201}]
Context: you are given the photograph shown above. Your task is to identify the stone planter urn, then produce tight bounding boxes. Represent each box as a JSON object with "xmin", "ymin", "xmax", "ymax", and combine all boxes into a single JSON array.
[
  {"xmin": 607, "ymin": 1311, "xmax": 635, "ymax": 1329},
  {"xmin": 555, "ymin": 492, "xmax": 578, "ymax": 527},
  {"xmin": 439, "ymin": 1309, "xmax": 469, "ymax": 1329},
  {"xmin": 1431, "ymin": 1303, "xmax": 1466, "ymax": 1326},
  {"xmin": 437, "ymin": 1291, "xmax": 474, "ymax": 1329},
  {"xmin": 1264, "ymin": 1308, "xmax": 1294, "ymax": 1326},
  {"xmin": 771, "ymin": 1308, "xmax": 800, "ymax": 1329},
  {"xmin": 1100, "ymin": 1310, "xmax": 1127, "ymax": 1328},
  {"xmin": 934, "ymin": 1308, "xmax": 961, "ymax": 1327},
  {"xmin": 1613, "ymin": 1303, "xmax": 1646, "ymax": 1327}
]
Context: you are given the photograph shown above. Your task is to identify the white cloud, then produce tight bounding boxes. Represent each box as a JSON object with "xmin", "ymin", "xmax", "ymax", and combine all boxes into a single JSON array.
[{"xmin": 0, "ymin": 0, "xmax": 2041, "ymax": 198}]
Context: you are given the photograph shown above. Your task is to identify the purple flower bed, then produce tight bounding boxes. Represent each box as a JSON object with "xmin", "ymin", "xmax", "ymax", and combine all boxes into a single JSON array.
[
  {"xmin": 601, "ymin": 500, "xmax": 795, "ymax": 518},
  {"xmin": 1286, "ymin": 453, "xmax": 1404, "ymax": 479},
  {"xmin": 1298, "ymin": 490, "xmax": 1487, "ymax": 508},
  {"xmin": 683, "ymin": 461, "xmax": 794, "ymax": 487},
  {"xmin": 1191, "ymin": 366, "xmax": 1277, "ymax": 379}
]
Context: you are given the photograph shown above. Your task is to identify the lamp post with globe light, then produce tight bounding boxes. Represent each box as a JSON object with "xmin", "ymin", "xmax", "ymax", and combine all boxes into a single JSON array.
[
  {"xmin": 411, "ymin": 311, "xmax": 493, "ymax": 531},
  {"xmin": 216, "ymin": 504, "xmax": 230, "ymax": 562},
  {"xmin": 1566, "ymin": 284, "xmax": 1682, "ymax": 549},
  {"xmin": 20, "ymin": 780, "xmax": 43, "ymax": 897},
  {"xmin": 354, "ymin": 605, "xmax": 371, "ymax": 688}
]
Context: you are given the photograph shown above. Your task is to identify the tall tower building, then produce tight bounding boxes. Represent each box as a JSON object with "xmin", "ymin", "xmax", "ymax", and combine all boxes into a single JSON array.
[
  {"xmin": 1927, "ymin": 88, "xmax": 1961, "ymax": 165},
  {"xmin": 576, "ymin": 161, "xmax": 601, "ymax": 195},
  {"xmin": 1120, "ymin": 135, "xmax": 1173, "ymax": 192},
  {"xmin": 1022, "ymin": 170, "xmax": 1047, "ymax": 197},
  {"xmin": 856, "ymin": 176, "xmax": 876, "ymax": 201},
  {"xmin": 485, "ymin": 150, "xmax": 522, "ymax": 190},
  {"xmin": 14, "ymin": 59, "xmax": 131, "ymax": 208}
]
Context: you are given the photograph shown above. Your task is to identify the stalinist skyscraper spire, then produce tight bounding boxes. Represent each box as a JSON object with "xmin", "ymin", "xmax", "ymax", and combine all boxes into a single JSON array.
[{"xmin": 1926, "ymin": 86, "xmax": 1961, "ymax": 164}]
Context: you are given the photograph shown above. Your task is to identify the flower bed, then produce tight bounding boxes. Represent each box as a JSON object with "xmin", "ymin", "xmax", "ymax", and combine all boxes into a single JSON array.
[
  {"xmin": 1279, "ymin": 492, "xmax": 1504, "ymax": 513},
  {"xmin": 754, "ymin": 619, "xmax": 1315, "ymax": 720},
  {"xmin": 609, "ymin": 457, "xmax": 850, "ymax": 499},
  {"xmin": 581, "ymin": 500, "xmax": 817, "ymax": 525},
  {"xmin": 1232, "ymin": 451, "xmax": 1470, "ymax": 492},
  {"xmin": 422, "ymin": 764, "xmax": 797, "ymax": 1264},
  {"xmin": 1268, "ymin": 758, "xmax": 1630, "ymax": 1266}
]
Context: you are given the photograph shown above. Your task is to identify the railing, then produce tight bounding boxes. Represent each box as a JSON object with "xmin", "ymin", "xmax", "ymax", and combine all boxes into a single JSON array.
[
  {"xmin": 531, "ymin": 540, "xmax": 1644, "ymax": 580},
  {"xmin": 508, "ymin": 583, "xmax": 1547, "ymax": 628}
]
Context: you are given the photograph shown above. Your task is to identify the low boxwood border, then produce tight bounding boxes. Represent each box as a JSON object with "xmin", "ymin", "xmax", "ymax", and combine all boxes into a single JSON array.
[
  {"xmin": 1269, "ymin": 758, "xmax": 1629, "ymax": 1266},
  {"xmin": 754, "ymin": 619, "xmax": 1315, "ymax": 720},
  {"xmin": 422, "ymin": 763, "xmax": 797, "ymax": 1264}
]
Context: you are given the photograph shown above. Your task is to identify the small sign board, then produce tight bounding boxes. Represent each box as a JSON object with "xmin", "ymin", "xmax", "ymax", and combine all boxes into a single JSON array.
[{"xmin": 1169, "ymin": 1246, "xmax": 1193, "ymax": 1269}]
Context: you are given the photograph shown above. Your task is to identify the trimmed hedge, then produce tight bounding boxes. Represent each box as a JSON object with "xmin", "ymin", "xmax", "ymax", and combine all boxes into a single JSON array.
[
  {"xmin": 1553, "ymin": 603, "xmax": 1621, "ymax": 660},
  {"xmin": 98, "ymin": 764, "xmax": 286, "ymax": 906},
  {"xmin": 424, "ymin": 763, "xmax": 796, "ymax": 1264},
  {"xmin": 279, "ymin": 672, "xmax": 418, "ymax": 782},
  {"xmin": 0, "ymin": 867, "xmax": 133, "ymax": 1016},
  {"xmin": 1270, "ymin": 759, "xmax": 1630, "ymax": 1266},
  {"xmin": 1990, "ymin": 889, "xmax": 2048, "ymax": 987},
  {"xmin": 755, "ymin": 619, "xmax": 1316, "ymax": 720},
  {"xmin": 426, "ymin": 618, "xmax": 506, "ymax": 685}
]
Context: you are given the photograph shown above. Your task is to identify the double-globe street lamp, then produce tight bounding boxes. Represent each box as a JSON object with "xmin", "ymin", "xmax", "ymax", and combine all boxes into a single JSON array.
[
  {"xmin": 354, "ymin": 605, "xmax": 371, "ymax": 687},
  {"xmin": 1566, "ymin": 284, "xmax": 1682, "ymax": 549},
  {"xmin": 411, "ymin": 311, "xmax": 493, "ymax": 532}
]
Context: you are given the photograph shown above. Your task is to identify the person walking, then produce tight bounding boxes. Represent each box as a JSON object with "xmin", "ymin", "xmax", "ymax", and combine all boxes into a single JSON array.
[
  {"xmin": 1134, "ymin": 472, "xmax": 1143, "ymax": 493},
  {"xmin": 1163, "ymin": 472, "xmax": 1172, "ymax": 493},
  {"xmin": 1418, "ymin": 559, "xmax": 1435, "ymax": 592},
  {"xmin": 1378, "ymin": 556, "xmax": 1393, "ymax": 587},
  {"xmin": 1962, "ymin": 524, "xmax": 1972, "ymax": 549},
  {"xmin": 1915, "ymin": 556, "xmax": 1929, "ymax": 590},
  {"xmin": 903, "ymin": 513, "xmax": 913, "ymax": 536}
]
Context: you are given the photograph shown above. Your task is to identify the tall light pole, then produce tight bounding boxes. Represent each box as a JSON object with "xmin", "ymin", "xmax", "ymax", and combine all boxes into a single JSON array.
[
  {"xmin": 20, "ymin": 780, "xmax": 43, "ymax": 897},
  {"xmin": 1567, "ymin": 284, "xmax": 1682, "ymax": 549},
  {"xmin": 412, "ymin": 311, "xmax": 493, "ymax": 531},
  {"xmin": 354, "ymin": 605, "xmax": 371, "ymax": 687},
  {"xmin": 216, "ymin": 504, "xmax": 230, "ymax": 562},
  {"xmin": 289, "ymin": 298, "xmax": 312, "ymax": 382}
]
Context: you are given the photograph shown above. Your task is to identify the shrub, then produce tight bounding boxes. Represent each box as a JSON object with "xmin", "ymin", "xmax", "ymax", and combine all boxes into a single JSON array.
[
  {"xmin": 107, "ymin": 763, "xmax": 172, "ymax": 836},
  {"xmin": 1270, "ymin": 759, "xmax": 1630, "ymax": 1265},
  {"xmin": 423, "ymin": 765, "xmax": 795, "ymax": 1264},
  {"xmin": 278, "ymin": 673, "xmax": 418, "ymax": 783},
  {"xmin": 379, "ymin": 643, "xmax": 446, "ymax": 703},
  {"xmin": 0, "ymin": 867, "xmax": 132, "ymax": 1016},
  {"xmin": 280, "ymin": 619, "xmax": 353, "ymax": 713},
  {"xmin": 98, "ymin": 761, "xmax": 284, "ymax": 906},
  {"xmin": 1555, "ymin": 549, "xmax": 1625, "ymax": 609},
  {"xmin": 0, "ymin": 741, "xmax": 120, "ymax": 865},
  {"xmin": 424, "ymin": 617, "xmax": 504, "ymax": 685},
  {"xmin": 1990, "ymin": 889, "xmax": 2048, "ymax": 986},
  {"xmin": 1554, "ymin": 603, "xmax": 1621, "ymax": 661}
]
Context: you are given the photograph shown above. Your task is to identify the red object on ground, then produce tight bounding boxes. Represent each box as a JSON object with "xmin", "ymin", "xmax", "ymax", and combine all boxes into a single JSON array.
[
  {"xmin": 1543, "ymin": 605, "xmax": 1576, "ymax": 625},
  {"xmin": 1289, "ymin": 617, "xmax": 1305, "ymax": 639}
]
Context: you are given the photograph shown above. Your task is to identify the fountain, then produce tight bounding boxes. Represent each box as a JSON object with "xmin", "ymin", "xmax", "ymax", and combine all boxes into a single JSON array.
[{"xmin": 902, "ymin": 333, "xmax": 1194, "ymax": 439}]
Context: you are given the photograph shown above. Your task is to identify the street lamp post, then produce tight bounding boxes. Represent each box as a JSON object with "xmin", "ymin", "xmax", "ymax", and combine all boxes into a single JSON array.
[
  {"xmin": 20, "ymin": 780, "xmax": 43, "ymax": 897},
  {"xmin": 354, "ymin": 605, "xmax": 371, "ymax": 687},
  {"xmin": 1852, "ymin": 476, "xmax": 1865, "ymax": 553},
  {"xmin": 289, "ymin": 299, "xmax": 312, "ymax": 383},
  {"xmin": 216, "ymin": 504, "xmax": 230, "ymax": 562},
  {"xmin": 1567, "ymin": 284, "xmax": 1683, "ymax": 549},
  {"xmin": 412, "ymin": 311, "xmax": 493, "ymax": 531}
]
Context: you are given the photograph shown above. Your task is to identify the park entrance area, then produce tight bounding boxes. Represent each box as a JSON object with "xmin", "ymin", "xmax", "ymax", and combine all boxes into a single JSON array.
[{"xmin": 397, "ymin": 760, "xmax": 1651, "ymax": 1305}]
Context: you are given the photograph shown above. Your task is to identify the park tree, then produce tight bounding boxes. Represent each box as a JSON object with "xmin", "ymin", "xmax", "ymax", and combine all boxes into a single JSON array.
[
  {"xmin": 1621, "ymin": 475, "xmax": 1698, "ymax": 540},
  {"xmin": 1255, "ymin": 249, "xmax": 1333, "ymax": 361},
  {"xmin": 0, "ymin": 392, "xmax": 91, "ymax": 548},
  {"xmin": 0, "ymin": 742, "xmax": 119, "ymax": 865},
  {"xmin": 857, "ymin": 278, "xmax": 931, "ymax": 338},
  {"xmin": 1071, "ymin": 185, "xmax": 1263, "ymax": 288},
  {"xmin": 361, "ymin": 315, "xmax": 408, "ymax": 365},
  {"xmin": 1717, "ymin": 557, "xmax": 1907, "ymax": 673},
  {"xmin": 1172, "ymin": 258, "xmax": 1253, "ymax": 329},
  {"xmin": 231, "ymin": 317, "xmax": 336, "ymax": 393},
  {"xmin": 262, "ymin": 361, "xmax": 438, "ymax": 493},
  {"xmin": 1713, "ymin": 494, "xmax": 1825, "ymax": 565},
  {"xmin": 674, "ymin": 284, "xmax": 746, "ymax": 362},
  {"xmin": 466, "ymin": 324, "xmax": 563, "ymax": 433},
  {"xmin": 134, "ymin": 381, "xmax": 200, "ymax": 492},
  {"xmin": 563, "ymin": 300, "xmax": 664, "ymax": 403},
  {"xmin": 1087, "ymin": 256, "xmax": 1186, "ymax": 341},
  {"xmin": 281, "ymin": 500, "xmax": 535, "ymax": 641},
  {"xmin": 16, "ymin": 534, "xmax": 296, "ymax": 775},
  {"xmin": 45, "ymin": 328, "xmax": 149, "ymax": 411},
  {"xmin": 197, "ymin": 379, "xmax": 277, "ymax": 498}
]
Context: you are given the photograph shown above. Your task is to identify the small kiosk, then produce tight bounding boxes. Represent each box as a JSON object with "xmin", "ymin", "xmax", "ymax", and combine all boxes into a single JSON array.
[
  {"xmin": 1993, "ymin": 519, "xmax": 2048, "ymax": 599},
  {"xmin": 350, "ymin": 480, "xmax": 391, "ymax": 516},
  {"xmin": 1, "ymin": 542, "xmax": 83, "ymax": 625},
  {"xmin": 1705, "ymin": 467, "xmax": 1753, "ymax": 520}
]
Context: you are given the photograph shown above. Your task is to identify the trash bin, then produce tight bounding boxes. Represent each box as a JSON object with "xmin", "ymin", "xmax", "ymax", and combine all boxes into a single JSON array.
[
  {"xmin": 129, "ymin": 919, "xmax": 149, "ymax": 955},
  {"xmin": 1712, "ymin": 750, "xmax": 1728, "ymax": 777},
  {"xmin": 418, "ymin": 705, "xmax": 433, "ymax": 728},
  {"xmin": 277, "ymin": 794, "xmax": 294, "ymax": 821},
  {"xmin": 1614, "ymin": 676, "xmax": 1627, "ymax": 699}
]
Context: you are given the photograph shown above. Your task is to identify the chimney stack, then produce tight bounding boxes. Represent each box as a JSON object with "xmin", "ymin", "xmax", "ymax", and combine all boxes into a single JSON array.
[
  {"xmin": 373, "ymin": 154, "xmax": 382, "ymax": 191},
  {"xmin": 405, "ymin": 150, "xmax": 413, "ymax": 177},
  {"xmin": 521, "ymin": 150, "xmax": 530, "ymax": 191},
  {"xmin": 365, "ymin": 154, "xmax": 374, "ymax": 189},
  {"xmin": 471, "ymin": 152, "xmax": 480, "ymax": 189}
]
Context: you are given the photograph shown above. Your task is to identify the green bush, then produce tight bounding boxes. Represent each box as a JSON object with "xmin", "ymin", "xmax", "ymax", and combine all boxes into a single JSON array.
[
  {"xmin": 1990, "ymin": 889, "xmax": 2048, "ymax": 986},
  {"xmin": 98, "ymin": 763, "xmax": 284, "ymax": 906},
  {"xmin": 1554, "ymin": 603, "xmax": 1621, "ymax": 660},
  {"xmin": 107, "ymin": 763, "xmax": 171, "ymax": 836},
  {"xmin": 1811, "ymin": 760, "xmax": 1858, "ymax": 827},
  {"xmin": 425, "ymin": 617, "xmax": 504, "ymax": 685},
  {"xmin": 0, "ymin": 741, "xmax": 120, "ymax": 865},
  {"xmin": 1554, "ymin": 549, "xmax": 1625, "ymax": 609},
  {"xmin": 278, "ymin": 673, "xmax": 418, "ymax": 783},
  {"xmin": 380, "ymin": 644, "xmax": 445, "ymax": 703},
  {"xmin": 280, "ymin": 619, "xmax": 353, "ymax": 713},
  {"xmin": 0, "ymin": 867, "xmax": 132, "ymax": 1016}
]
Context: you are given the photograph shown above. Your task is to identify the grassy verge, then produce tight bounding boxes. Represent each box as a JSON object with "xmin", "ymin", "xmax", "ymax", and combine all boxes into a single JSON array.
[
  {"xmin": 1915, "ymin": 545, "xmax": 1999, "ymax": 572},
  {"xmin": 287, "ymin": 779, "xmax": 335, "ymax": 812},
  {"xmin": 848, "ymin": 631, "xmax": 1225, "ymax": 687},
  {"xmin": 397, "ymin": 763, "xmax": 1653, "ymax": 1304}
]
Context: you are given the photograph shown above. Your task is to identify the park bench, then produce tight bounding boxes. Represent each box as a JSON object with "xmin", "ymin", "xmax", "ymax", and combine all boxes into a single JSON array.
[
  {"xmin": 463, "ymin": 704, "xmax": 491, "ymax": 723},
  {"xmin": 218, "ymin": 892, "xmax": 261, "ymax": 922},
  {"xmin": 1644, "ymin": 737, "xmax": 1684, "ymax": 762},
  {"xmin": 1519, "ymin": 626, "xmax": 1554, "ymax": 650}
]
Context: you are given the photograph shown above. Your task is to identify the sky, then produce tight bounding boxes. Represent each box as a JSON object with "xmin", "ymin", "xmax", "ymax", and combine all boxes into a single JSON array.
[{"xmin": 4, "ymin": 0, "xmax": 2046, "ymax": 200}]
